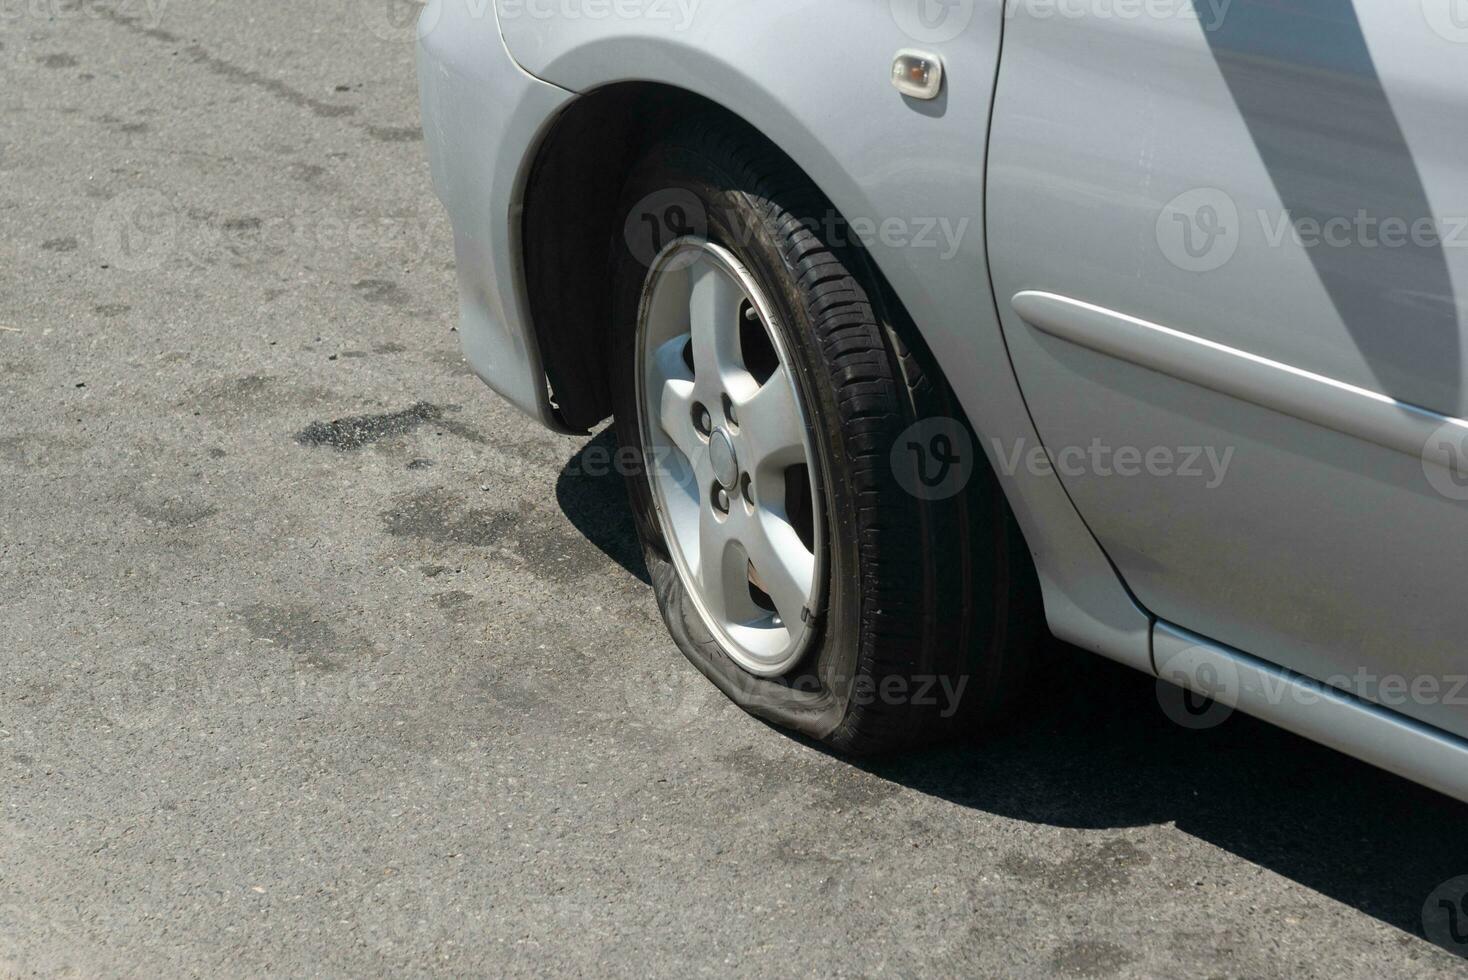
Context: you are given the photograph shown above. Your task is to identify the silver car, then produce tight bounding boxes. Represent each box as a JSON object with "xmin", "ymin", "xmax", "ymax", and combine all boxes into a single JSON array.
[{"xmin": 417, "ymin": 0, "xmax": 1468, "ymax": 802}]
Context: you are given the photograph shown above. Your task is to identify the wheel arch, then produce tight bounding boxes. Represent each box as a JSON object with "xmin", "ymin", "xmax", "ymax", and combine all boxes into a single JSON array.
[
  {"xmin": 521, "ymin": 83, "xmax": 741, "ymax": 431},
  {"xmin": 518, "ymin": 77, "xmax": 1154, "ymax": 677},
  {"xmin": 521, "ymin": 80, "xmax": 972, "ymax": 434}
]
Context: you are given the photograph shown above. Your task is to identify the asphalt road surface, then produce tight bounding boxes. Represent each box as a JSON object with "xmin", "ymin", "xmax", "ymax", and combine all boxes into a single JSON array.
[{"xmin": 3, "ymin": 2, "xmax": 1468, "ymax": 976}]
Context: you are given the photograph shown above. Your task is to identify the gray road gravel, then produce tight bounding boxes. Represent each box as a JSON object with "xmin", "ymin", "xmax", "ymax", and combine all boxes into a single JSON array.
[{"xmin": 3, "ymin": 2, "xmax": 1468, "ymax": 976}]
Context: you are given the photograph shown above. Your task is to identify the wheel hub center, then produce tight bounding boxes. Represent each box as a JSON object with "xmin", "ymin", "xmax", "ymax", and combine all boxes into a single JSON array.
[{"xmin": 709, "ymin": 427, "xmax": 739, "ymax": 491}]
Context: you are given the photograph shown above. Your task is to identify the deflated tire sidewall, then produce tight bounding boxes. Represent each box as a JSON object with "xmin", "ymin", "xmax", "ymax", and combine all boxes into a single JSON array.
[{"xmin": 610, "ymin": 151, "xmax": 864, "ymax": 740}]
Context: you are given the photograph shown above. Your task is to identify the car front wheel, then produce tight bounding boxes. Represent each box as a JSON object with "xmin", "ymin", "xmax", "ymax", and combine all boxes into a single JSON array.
[{"xmin": 609, "ymin": 116, "xmax": 1039, "ymax": 752}]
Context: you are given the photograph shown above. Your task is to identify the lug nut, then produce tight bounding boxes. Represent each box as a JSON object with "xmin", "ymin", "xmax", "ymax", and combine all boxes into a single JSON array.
[{"xmin": 715, "ymin": 488, "xmax": 730, "ymax": 513}]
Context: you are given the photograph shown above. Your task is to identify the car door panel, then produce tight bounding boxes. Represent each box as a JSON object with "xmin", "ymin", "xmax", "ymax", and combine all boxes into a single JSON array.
[{"xmin": 988, "ymin": 0, "xmax": 1468, "ymax": 737}]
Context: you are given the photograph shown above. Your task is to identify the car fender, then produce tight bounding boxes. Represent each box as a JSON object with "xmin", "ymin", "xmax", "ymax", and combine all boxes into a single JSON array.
[{"xmin": 487, "ymin": 0, "xmax": 1154, "ymax": 671}]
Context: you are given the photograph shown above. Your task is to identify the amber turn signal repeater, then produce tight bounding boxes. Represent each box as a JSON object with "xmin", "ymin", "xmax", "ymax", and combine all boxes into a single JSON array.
[{"xmin": 891, "ymin": 50, "xmax": 943, "ymax": 100}]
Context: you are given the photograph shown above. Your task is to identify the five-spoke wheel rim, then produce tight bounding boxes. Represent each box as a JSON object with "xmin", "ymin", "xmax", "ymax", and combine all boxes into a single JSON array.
[{"xmin": 635, "ymin": 238, "xmax": 826, "ymax": 677}]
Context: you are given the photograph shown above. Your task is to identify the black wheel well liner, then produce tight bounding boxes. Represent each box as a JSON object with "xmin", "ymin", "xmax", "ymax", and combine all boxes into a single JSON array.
[{"xmin": 520, "ymin": 83, "xmax": 725, "ymax": 431}]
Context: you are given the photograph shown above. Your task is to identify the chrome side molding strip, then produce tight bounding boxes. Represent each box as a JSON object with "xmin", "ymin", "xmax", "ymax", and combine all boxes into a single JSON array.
[{"xmin": 1011, "ymin": 290, "xmax": 1468, "ymax": 466}]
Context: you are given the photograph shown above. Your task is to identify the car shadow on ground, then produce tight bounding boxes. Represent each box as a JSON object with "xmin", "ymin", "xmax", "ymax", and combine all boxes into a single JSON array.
[
  {"xmin": 555, "ymin": 429, "xmax": 650, "ymax": 585},
  {"xmin": 555, "ymin": 431, "xmax": 1468, "ymax": 956},
  {"xmin": 851, "ymin": 640, "xmax": 1468, "ymax": 956}
]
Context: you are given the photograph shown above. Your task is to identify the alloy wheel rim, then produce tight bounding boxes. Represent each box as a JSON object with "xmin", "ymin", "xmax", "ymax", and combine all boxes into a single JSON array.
[{"xmin": 635, "ymin": 237, "xmax": 826, "ymax": 677}]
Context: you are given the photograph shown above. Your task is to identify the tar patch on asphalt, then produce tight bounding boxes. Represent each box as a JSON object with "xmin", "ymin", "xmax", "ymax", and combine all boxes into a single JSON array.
[{"xmin": 295, "ymin": 401, "xmax": 445, "ymax": 451}]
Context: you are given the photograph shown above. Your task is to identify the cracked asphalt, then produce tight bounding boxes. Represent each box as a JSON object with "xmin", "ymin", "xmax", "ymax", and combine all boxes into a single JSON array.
[{"xmin": 3, "ymin": 2, "xmax": 1468, "ymax": 976}]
